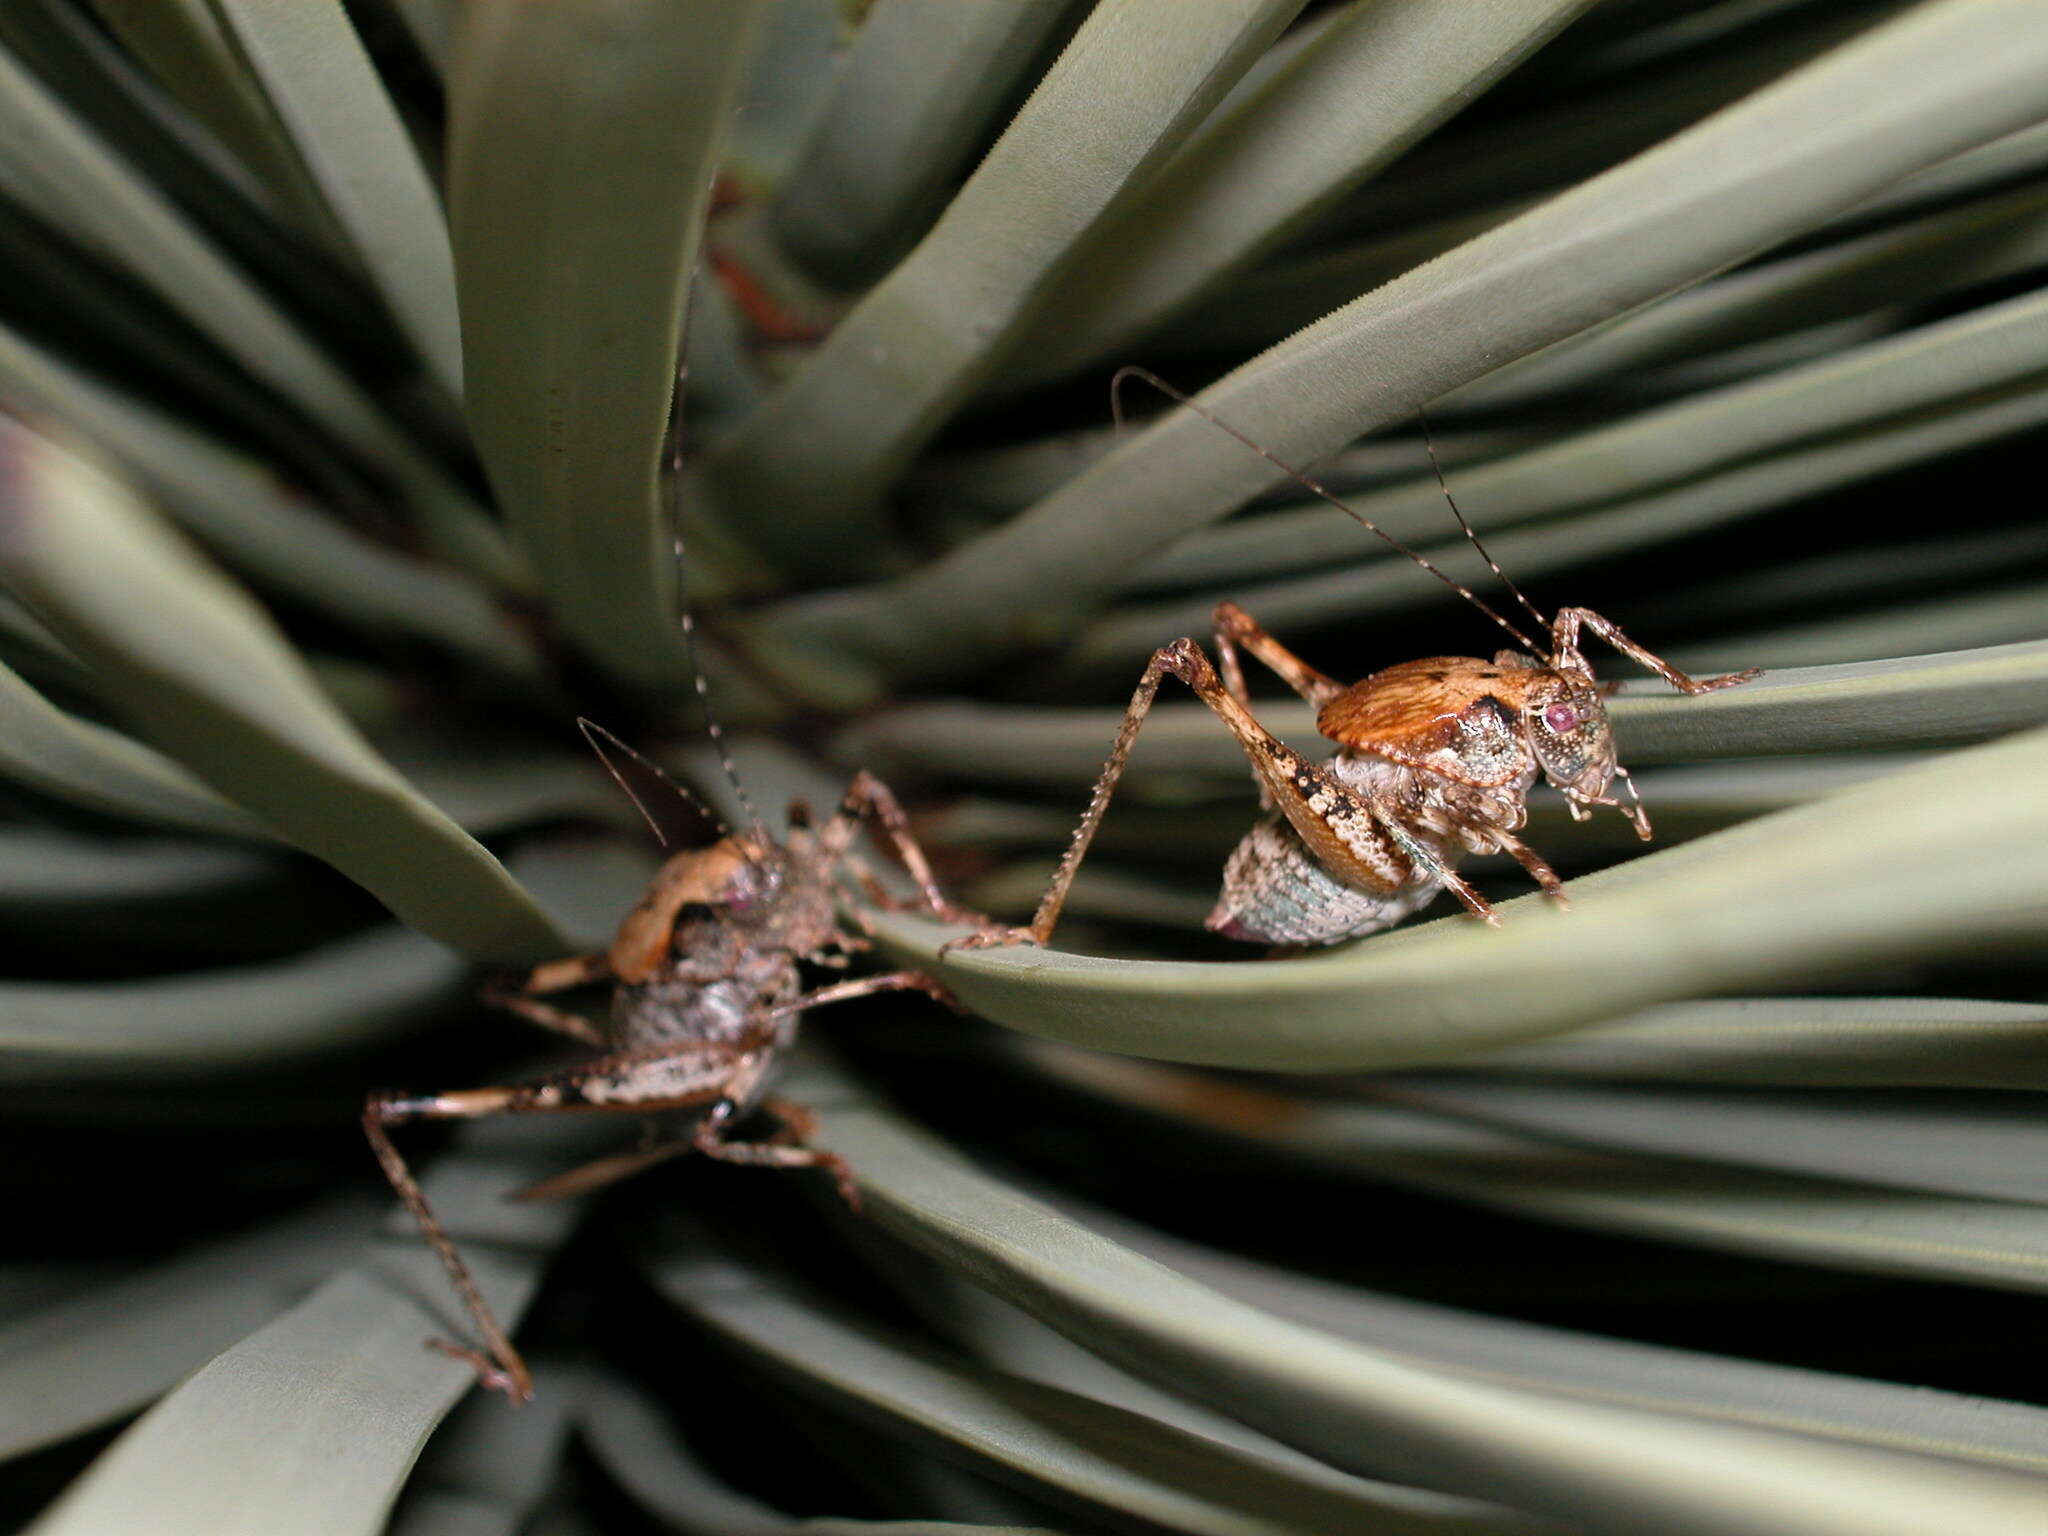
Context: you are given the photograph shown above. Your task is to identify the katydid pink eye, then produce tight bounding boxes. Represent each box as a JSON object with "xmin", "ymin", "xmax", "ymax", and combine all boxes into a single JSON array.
[{"xmin": 1544, "ymin": 703, "xmax": 1580, "ymax": 734}]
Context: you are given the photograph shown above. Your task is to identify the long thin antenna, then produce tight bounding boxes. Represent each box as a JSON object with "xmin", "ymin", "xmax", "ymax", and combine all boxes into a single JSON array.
[
  {"xmin": 576, "ymin": 716, "xmax": 719, "ymax": 847},
  {"xmin": 1109, "ymin": 366, "xmax": 1545, "ymax": 658},
  {"xmin": 1415, "ymin": 407, "xmax": 1550, "ymax": 636},
  {"xmin": 665, "ymin": 309, "xmax": 765, "ymax": 839}
]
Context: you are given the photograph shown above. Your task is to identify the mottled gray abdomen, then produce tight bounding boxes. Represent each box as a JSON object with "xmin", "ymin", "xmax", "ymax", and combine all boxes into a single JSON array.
[
  {"xmin": 613, "ymin": 949, "xmax": 801, "ymax": 1051},
  {"xmin": 1207, "ymin": 814, "xmax": 1449, "ymax": 947}
]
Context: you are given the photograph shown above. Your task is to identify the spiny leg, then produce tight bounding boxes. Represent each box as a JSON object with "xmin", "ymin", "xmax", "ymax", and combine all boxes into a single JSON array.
[
  {"xmin": 481, "ymin": 953, "xmax": 610, "ymax": 1047},
  {"xmin": 1610, "ymin": 764, "xmax": 1653, "ymax": 839},
  {"xmin": 838, "ymin": 853, "xmax": 924, "ymax": 932},
  {"xmin": 1366, "ymin": 799, "xmax": 1497, "ymax": 926},
  {"xmin": 693, "ymin": 974, "xmax": 973, "ymax": 1211},
  {"xmin": 1491, "ymin": 827, "xmax": 1570, "ymax": 910},
  {"xmin": 1211, "ymin": 601, "xmax": 1344, "ymax": 814},
  {"xmin": 1123, "ymin": 640, "xmax": 1446, "ymax": 919},
  {"xmin": 952, "ymin": 637, "xmax": 1417, "ymax": 953},
  {"xmin": 507, "ymin": 1092, "xmax": 827, "ymax": 1205},
  {"xmin": 1212, "ymin": 600, "xmax": 1345, "ymax": 709},
  {"xmin": 759, "ymin": 1096, "xmax": 820, "ymax": 1144},
  {"xmin": 692, "ymin": 1047, "xmax": 859, "ymax": 1207},
  {"xmin": 943, "ymin": 638, "xmax": 1198, "ymax": 951},
  {"xmin": 363, "ymin": 1041, "xmax": 746, "ymax": 1399},
  {"xmin": 362, "ymin": 1099, "xmax": 533, "ymax": 1402},
  {"xmin": 1551, "ymin": 608, "xmax": 1762, "ymax": 694},
  {"xmin": 508, "ymin": 1139, "xmax": 695, "ymax": 1204},
  {"xmin": 820, "ymin": 772, "xmax": 980, "ymax": 924},
  {"xmin": 761, "ymin": 968, "xmax": 963, "ymax": 1025}
]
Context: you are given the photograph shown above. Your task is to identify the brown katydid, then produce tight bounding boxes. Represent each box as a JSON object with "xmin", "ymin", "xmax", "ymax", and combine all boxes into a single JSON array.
[
  {"xmin": 365, "ymin": 360, "xmax": 983, "ymax": 1404},
  {"xmin": 364, "ymin": 724, "xmax": 975, "ymax": 1400},
  {"xmin": 952, "ymin": 368, "xmax": 1762, "ymax": 953}
]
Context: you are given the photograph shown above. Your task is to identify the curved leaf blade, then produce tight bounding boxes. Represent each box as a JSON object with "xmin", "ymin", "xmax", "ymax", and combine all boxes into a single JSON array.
[
  {"xmin": 0, "ymin": 927, "xmax": 464, "ymax": 1081},
  {"xmin": 25, "ymin": 1138, "xmax": 586, "ymax": 1536},
  {"xmin": 0, "ymin": 42, "xmax": 459, "ymax": 502},
  {"xmin": 449, "ymin": 0, "xmax": 768, "ymax": 685},
  {"xmin": 749, "ymin": 0, "xmax": 2048, "ymax": 697},
  {"xmin": 207, "ymin": 0, "xmax": 462, "ymax": 399},
  {"xmin": 642, "ymin": 1214, "xmax": 1536, "ymax": 1536},
  {"xmin": 0, "ymin": 1199, "xmax": 375, "ymax": 1460},
  {"xmin": 870, "ymin": 722, "xmax": 2048, "ymax": 1071},
  {"xmin": 0, "ymin": 421, "xmax": 566, "ymax": 961},
  {"xmin": 1031, "ymin": 1047, "xmax": 2048, "ymax": 1300},
  {"xmin": 1051, "ymin": 1176, "xmax": 2048, "ymax": 1478},
  {"xmin": 770, "ymin": 0, "xmax": 1077, "ymax": 288},
  {"xmin": 82, "ymin": 0, "xmax": 346, "ymax": 244},
  {"xmin": 1015, "ymin": 0, "xmax": 1597, "ymax": 385},
  {"xmin": 688, "ymin": 0, "xmax": 1302, "ymax": 579},
  {"xmin": 1126, "ymin": 285, "xmax": 2048, "ymax": 594},
  {"xmin": 0, "ymin": 658, "xmax": 261, "ymax": 840},
  {"xmin": 791, "ymin": 1061, "xmax": 2048, "ymax": 1536},
  {"xmin": 1385, "ymin": 1077, "xmax": 2048, "ymax": 1207},
  {"xmin": 0, "ymin": 320, "xmax": 542, "ymax": 684},
  {"xmin": 580, "ymin": 1375, "xmax": 1072, "ymax": 1536},
  {"xmin": 1468, "ymin": 996, "xmax": 2048, "ymax": 1089}
]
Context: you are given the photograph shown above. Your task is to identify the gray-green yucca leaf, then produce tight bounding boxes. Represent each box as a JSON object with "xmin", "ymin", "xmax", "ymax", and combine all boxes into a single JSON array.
[
  {"xmin": 578, "ymin": 1375, "xmax": 1072, "ymax": 1536},
  {"xmin": 9, "ymin": 0, "xmax": 2048, "ymax": 1527},
  {"xmin": 204, "ymin": 0, "xmax": 463, "ymax": 401},
  {"xmin": 0, "ymin": 1198, "xmax": 377, "ymax": 1460},
  {"xmin": 1012, "ymin": 0, "xmax": 1600, "ymax": 386},
  {"xmin": 384, "ymin": 1374, "xmax": 578, "ymax": 1536},
  {"xmin": 24, "ymin": 1134, "xmax": 590, "ymax": 1536},
  {"xmin": 874, "ymin": 722, "xmax": 2048, "ymax": 1070},
  {"xmin": 769, "ymin": 0, "xmax": 1076, "ymax": 289},
  {"xmin": 450, "ymin": 0, "xmax": 771, "ymax": 683},
  {"xmin": 787, "ymin": 1058, "xmax": 2048, "ymax": 1536},
  {"xmin": 0, "ymin": 926, "xmax": 463, "ymax": 1080},
  {"xmin": 746, "ymin": 0, "xmax": 2048, "ymax": 699},
  {"xmin": 386, "ymin": 0, "xmax": 456, "ymax": 77},
  {"xmin": 641, "ymin": 1213, "xmax": 1536, "ymax": 1536},
  {"xmin": 1122, "ymin": 280, "xmax": 2048, "ymax": 593},
  {"xmin": 0, "ymin": 319, "xmax": 543, "ymax": 685},
  {"xmin": 81, "ymin": 0, "xmax": 348, "ymax": 246},
  {"xmin": 1059, "ymin": 1186, "xmax": 2048, "ymax": 1477},
  {"xmin": 1062, "ymin": 382, "xmax": 2048, "ymax": 682},
  {"xmin": 0, "ymin": 655, "xmax": 262, "ymax": 839},
  {"xmin": 0, "ymin": 420, "xmax": 564, "ymax": 960},
  {"xmin": 0, "ymin": 35, "xmax": 513, "ymax": 585},
  {"xmin": 687, "ymin": 0, "xmax": 1303, "ymax": 581},
  {"xmin": 1023, "ymin": 1044, "xmax": 2048, "ymax": 1300},
  {"xmin": 1455, "ymin": 996, "xmax": 2048, "ymax": 1089},
  {"xmin": 1382, "ymin": 1077, "xmax": 2048, "ymax": 1206}
]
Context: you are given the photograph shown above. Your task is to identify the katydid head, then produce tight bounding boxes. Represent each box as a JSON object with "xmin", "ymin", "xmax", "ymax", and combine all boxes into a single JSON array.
[{"xmin": 1521, "ymin": 667, "xmax": 1616, "ymax": 807}]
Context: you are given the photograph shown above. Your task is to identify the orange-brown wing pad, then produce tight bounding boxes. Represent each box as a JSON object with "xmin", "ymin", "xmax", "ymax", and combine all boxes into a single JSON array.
[
  {"xmin": 1316, "ymin": 657, "xmax": 1539, "ymax": 787},
  {"xmin": 608, "ymin": 837, "xmax": 756, "ymax": 983}
]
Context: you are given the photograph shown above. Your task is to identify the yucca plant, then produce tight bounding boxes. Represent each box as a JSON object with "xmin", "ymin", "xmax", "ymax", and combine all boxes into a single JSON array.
[{"xmin": 3, "ymin": 0, "xmax": 2048, "ymax": 1530}]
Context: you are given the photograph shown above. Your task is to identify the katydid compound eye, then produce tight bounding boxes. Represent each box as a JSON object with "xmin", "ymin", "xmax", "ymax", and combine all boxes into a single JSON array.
[{"xmin": 1544, "ymin": 702, "xmax": 1580, "ymax": 734}]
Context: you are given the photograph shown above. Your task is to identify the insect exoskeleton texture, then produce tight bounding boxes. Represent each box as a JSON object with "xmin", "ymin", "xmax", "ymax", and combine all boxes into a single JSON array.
[{"xmin": 949, "ymin": 371, "xmax": 1760, "ymax": 958}]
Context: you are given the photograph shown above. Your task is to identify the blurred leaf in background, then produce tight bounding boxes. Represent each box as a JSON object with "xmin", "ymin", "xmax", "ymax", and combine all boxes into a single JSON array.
[{"xmin": 1, "ymin": 0, "xmax": 2047, "ymax": 1531}]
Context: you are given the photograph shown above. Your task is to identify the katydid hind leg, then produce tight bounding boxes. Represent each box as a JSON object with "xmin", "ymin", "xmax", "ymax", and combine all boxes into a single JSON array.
[{"xmin": 364, "ymin": 1041, "xmax": 747, "ymax": 1398}]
